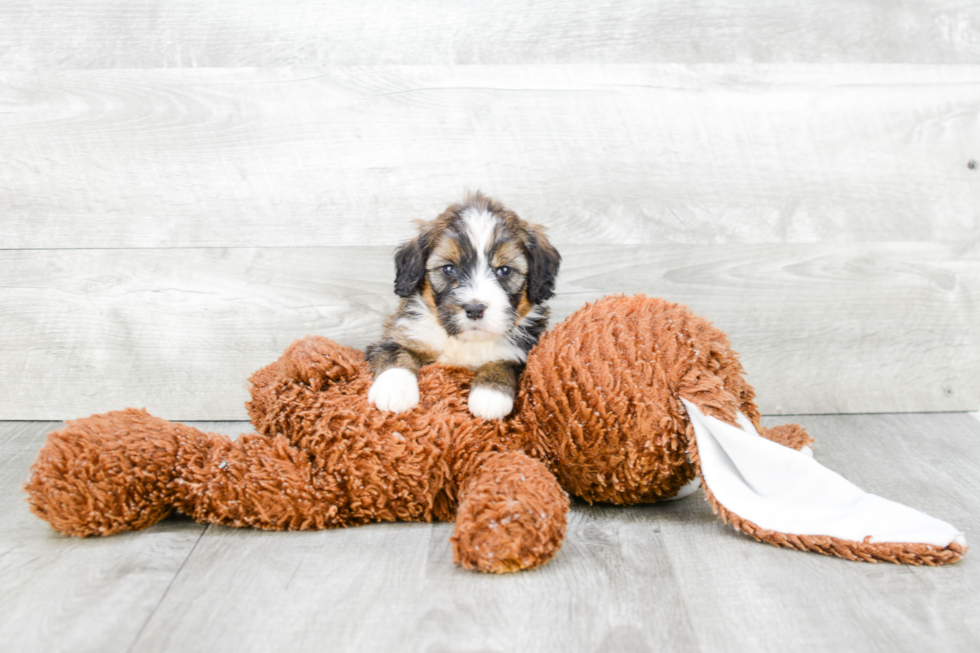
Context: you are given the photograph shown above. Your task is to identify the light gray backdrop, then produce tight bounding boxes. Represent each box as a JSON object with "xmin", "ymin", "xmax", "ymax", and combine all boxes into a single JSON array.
[{"xmin": 1, "ymin": 1, "xmax": 978, "ymax": 419}]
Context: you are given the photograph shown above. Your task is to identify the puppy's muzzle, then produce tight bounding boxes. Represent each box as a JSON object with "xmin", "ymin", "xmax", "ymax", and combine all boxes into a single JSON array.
[{"xmin": 463, "ymin": 303, "xmax": 486, "ymax": 320}]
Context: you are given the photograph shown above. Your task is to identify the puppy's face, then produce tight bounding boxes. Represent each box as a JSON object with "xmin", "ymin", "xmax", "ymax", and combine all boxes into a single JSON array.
[
  {"xmin": 426, "ymin": 209, "xmax": 529, "ymax": 341},
  {"xmin": 394, "ymin": 195, "xmax": 559, "ymax": 341}
]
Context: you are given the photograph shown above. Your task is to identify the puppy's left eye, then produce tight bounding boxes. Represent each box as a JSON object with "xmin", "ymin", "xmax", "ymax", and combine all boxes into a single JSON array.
[{"xmin": 495, "ymin": 266, "xmax": 512, "ymax": 278}]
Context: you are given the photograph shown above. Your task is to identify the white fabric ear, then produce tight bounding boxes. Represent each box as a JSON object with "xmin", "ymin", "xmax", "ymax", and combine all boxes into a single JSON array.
[{"xmin": 681, "ymin": 399, "xmax": 966, "ymax": 548}]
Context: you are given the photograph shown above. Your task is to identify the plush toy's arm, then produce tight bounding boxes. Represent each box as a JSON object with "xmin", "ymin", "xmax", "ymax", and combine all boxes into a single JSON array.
[
  {"xmin": 277, "ymin": 335, "xmax": 367, "ymax": 391},
  {"xmin": 246, "ymin": 335, "xmax": 372, "ymax": 442},
  {"xmin": 681, "ymin": 399, "xmax": 967, "ymax": 565},
  {"xmin": 451, "ymin": 450, "xmax": 569, "ymax": 573}
]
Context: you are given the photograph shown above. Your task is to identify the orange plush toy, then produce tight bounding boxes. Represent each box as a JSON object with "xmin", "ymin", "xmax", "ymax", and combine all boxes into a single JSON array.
[{"xmin": 26, "ymin": 295, "xmax": 966, "ymax": 572}]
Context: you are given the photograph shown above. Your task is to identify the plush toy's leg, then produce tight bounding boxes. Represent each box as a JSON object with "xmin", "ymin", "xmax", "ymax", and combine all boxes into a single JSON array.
[
  {"xmin": 26, "ymin": 408, "xmax": 346, "ymax": 536},
  {"xmin": 451, "ymin": 451, "xmax": 570, "ymax": 573},
  {"xmin": 170, "ymin": 427, "xmax": 344, "ymax": 531},
  {"xmin": 680, "ymin": 399, "xmax": 967, "ymax": 565},
  {"xmin": 26, "ymin": 409, "xmax": 194, "ymax": 536}
]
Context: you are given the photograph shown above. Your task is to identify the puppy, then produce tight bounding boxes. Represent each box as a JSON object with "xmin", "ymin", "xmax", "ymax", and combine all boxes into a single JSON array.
[{"xmin": 366, "ymin": 193, "xmax": 561, "ymax": 419}]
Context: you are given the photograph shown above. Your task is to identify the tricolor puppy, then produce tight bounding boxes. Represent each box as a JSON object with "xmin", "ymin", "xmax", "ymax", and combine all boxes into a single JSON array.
[{"xmin": 366, "ymin": 193, "xmax": 561, "ymax": 419}]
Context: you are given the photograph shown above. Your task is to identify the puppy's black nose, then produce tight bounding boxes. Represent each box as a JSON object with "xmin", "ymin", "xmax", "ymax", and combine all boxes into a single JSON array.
[{"xmin": 463, "ymin": 303, "xmax": 486, "ymax": 320}]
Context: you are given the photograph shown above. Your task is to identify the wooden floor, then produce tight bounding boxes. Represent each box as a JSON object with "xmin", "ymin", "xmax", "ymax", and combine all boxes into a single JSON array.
[{"xmin": 2, "ymin": 413, "xmax": 977, "ymax": 653}]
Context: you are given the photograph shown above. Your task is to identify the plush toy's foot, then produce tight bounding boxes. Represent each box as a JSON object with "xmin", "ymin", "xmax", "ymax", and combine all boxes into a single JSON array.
[
  {"xmin": 681, "ymin": 399, "xmax": 967, "ymax": 565},
  {"xmin": 451, "ymin": 451, "xmax": 570, "ymax": 573},
  {"xmin": 759, "ymin": 423, "xmax": 814, "ymax": 453},
  {"xmin": 25, "ymin": 409, "xmax": 192, "ymax": 536}
]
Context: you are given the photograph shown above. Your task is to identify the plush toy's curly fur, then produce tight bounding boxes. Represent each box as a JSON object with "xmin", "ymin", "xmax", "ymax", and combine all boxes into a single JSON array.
[{"xmin": 25, "ymin": 295, "xmax": 964, "ymax": 571}]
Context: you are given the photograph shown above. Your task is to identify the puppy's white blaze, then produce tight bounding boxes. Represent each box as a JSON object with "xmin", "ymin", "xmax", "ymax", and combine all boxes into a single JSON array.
[
  {"xmin": 455, "ymin": 208, "xmax": 514, "ymax": 338},
  {"xmin": 468, "ymin": 386, "xmax": 514, "ymax": 420},
  {"xmin": 461, "ymin": 207, "xmax": 497, "ymax": 267},
  {"xmin": 368, "ymin": 367, "xmax": 419, "ymax": 413}
]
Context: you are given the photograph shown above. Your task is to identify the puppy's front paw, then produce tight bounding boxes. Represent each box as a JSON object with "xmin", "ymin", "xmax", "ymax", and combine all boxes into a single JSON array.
[
  {"xmin": 368, "ymin": 368, "xmax": 420, "ymax": 413},
  {"xmin": 468, "ymin": 386, "xmax": 514, "ymax": 420}
]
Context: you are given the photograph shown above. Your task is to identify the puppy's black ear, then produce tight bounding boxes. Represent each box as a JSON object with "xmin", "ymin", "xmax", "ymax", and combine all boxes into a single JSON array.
[
  {"xmin": 525, "ymin": 225, "xmax": 561, "ymax": 304},
  {"xmin": 393, "ymin": 230, "xmax": 432, "ymax": 298}
]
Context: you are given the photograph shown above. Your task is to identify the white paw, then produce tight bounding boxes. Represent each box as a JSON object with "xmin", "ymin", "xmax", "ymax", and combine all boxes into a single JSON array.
[
  {"xmin": 368, "ymin": 368, "xmax": 419, "ymax": 413},
  {"xmin": 468, "ymin": 386, "xmax": 514, "ymax": 420}
]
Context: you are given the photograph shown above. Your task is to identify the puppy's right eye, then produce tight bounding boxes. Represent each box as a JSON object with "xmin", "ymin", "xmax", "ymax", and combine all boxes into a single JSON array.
[{"xmin": 440, "ymin": 264, "xmax": 457, "ymax": 276}]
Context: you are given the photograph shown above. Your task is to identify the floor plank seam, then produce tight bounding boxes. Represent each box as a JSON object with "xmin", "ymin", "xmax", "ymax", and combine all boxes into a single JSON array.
[{"xmin": 124, "ymin": 524, "xmax": 209, "ymax": 653}]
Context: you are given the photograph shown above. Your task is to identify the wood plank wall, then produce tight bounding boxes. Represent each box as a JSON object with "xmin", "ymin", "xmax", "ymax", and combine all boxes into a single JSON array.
[{"xmin": 1, "ymin": 2, "xmax": 978, "ymax": 419}]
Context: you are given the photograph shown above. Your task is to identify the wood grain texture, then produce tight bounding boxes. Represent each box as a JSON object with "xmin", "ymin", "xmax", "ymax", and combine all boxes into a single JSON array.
[
  {"xmin": 0, "ymin": 422, "xmax": 206, "ymax": 653},
  {"xmin": 414, "ymin": 505, "xmax": 699, "ymax": 653},
  {"xmin": 2, "ymin": 65, "xmax": 977, "ymax": 249},
  {"xmin": 4, "ymin": 414, "xmax": 976, "ymax": 652},
  {"xmin": 0, "ymin": 247, "xmax": 395, "ymax": 420},
  {"xmin": 130, "ymin": 523, "xmax": 437, "ymax": 653},
  {"xmin": 0, "ymin": 1, "xmax": 978, "ymax": 68},
  {"xmin": 132, "ymin": 505, "xmax": 700, "ymax": 653},
  {"xmin": 1, "ymin": 241, "xmax": 976, "ymax": 419}
]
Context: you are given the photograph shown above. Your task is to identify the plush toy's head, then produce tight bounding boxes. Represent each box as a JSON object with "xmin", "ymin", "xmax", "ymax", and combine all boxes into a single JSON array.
[{"xmin": 516, "ymin": 295, "xmax": 746, "ymax": 504}]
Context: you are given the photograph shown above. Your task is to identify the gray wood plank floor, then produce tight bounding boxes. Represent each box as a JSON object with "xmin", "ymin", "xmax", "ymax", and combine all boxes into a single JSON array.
[{"xmin": 2, "ymin": 414, "xmax": 977, "ymax": 653}]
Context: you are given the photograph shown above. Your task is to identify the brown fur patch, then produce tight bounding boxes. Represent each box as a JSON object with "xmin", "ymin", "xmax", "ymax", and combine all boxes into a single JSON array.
[
  {"xmin": 429, "ymin": 234, "xmax": 462, "ymax": 269},
  {"xmin": 473, "ymin": 360, "xmax": 522, "ymax": 395},
  {"xmin": 419, "ymin": 279, "xmax": 438, "ymax": 312},
  {"xmin": 489, "ymin": 239, "xmax": 527, "ymax": 273},
  {"xmin": 514, "ymin": 293, "xmax": 535, "ymax": 322}
]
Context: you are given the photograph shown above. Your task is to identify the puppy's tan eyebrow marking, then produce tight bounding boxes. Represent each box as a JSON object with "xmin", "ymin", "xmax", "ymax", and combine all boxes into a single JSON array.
[
  {"xmin": 489, "ymin": 239, "xmax": 527, "ymax": 272},
  {"xmin": 428, "ymin": 236, "xmax": 462, "ymax": 268}
]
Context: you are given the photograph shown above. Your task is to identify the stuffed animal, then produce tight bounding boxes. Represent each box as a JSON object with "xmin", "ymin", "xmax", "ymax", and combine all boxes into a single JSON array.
[{"xmin": 25, "ymin": 295, "xmax": 966, "ymax": 572}]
